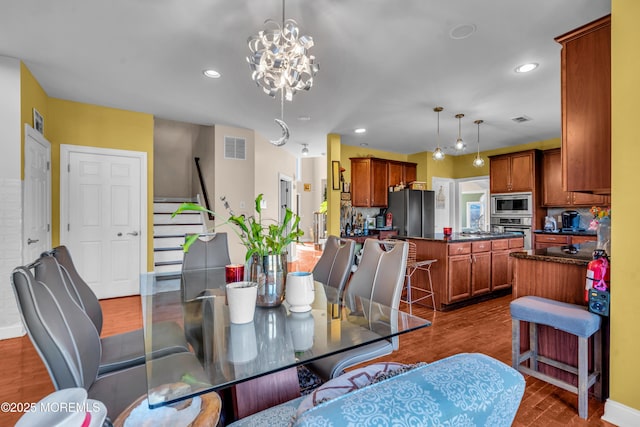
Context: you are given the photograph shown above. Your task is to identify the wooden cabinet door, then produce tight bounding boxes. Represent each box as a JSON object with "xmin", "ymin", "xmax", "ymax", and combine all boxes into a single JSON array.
[
  {"xmin": 572, "ymin": 235, "xmax": 597, "ymax": 244},
  {"xmin": 403, "ymin": 163, "xmax": 417, "ymax": 184},
  {"xmin": 557, "ymin": 16, "xmax": 611, "ymax": 194},
  {"xmin": 447, "ymin": 254, "xmax": 471, "ymax": 303},
  {"xmin": 388, "ymin": 161, "xmax": 402, "ymax": 187},
  {"xmin": 471, "ymin": 251, "xmax": 492, "ymax": 296},
  {"xmin": 370, "ymin": 159, "xmax": 388, "ymax": 207},
  {"xmin": 351, "ymin": 159, "xmax": 371, "ymax": 207},
  {"xmin": 509, "ymin": 152, "xmax": 534, "ymax": 192},
  {"xmin": 491, "ymin": 249, "xmax": 511, "ymax": 291},
  {"xmin": 571, "ymin": 191, "xmax": 608, "ymax": 206},
  {"xmin": 543, "ymin": 149, "xmax": 571, "ymax": 206},
  {"xmin": 490, "ymin": 156, "xmax": 511, "ymax": 193}
]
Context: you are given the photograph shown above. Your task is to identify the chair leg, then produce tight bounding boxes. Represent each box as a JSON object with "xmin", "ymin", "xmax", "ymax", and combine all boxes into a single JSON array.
[
  {"xmin": 511, "ymin": 319, "xmax": 520, "ymax": 370},
  {"xmin": 406, "ymin": 272, "xmax": 413, "ymax": 315},
  {"xmin": 529, "ymin": 322, "xmax": 538, "ymax": 371},
  {"xmin": 593, "ymin": 328, "xmax": 603, "ymax": 400},
  {"xmin": 578, "ymin": 336, "xmax": 589, "ymax": 419},
  {"xmin": 426, "ymin": 267, "xmax": 435, "ymax": 311}
]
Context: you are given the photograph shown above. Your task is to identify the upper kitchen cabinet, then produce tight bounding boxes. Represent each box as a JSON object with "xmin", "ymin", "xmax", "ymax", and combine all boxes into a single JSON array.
[
  {"xmin": 489, "ymin": 150, "xmax": 538, "ymax": 193},
  {"xmin": 555, "ymin": 15, "xmax": 611, "ymax": 194},
  {"xmin": 351, "ymin": 157, "xmax": 388, "ymax": 207},
  {"xmin": 542, "ymin": 149, "xmax": 609, "ymax": 207},
  {"xmin": 388, "ymin": 161, "xmax": 417, "ymax": 187}
]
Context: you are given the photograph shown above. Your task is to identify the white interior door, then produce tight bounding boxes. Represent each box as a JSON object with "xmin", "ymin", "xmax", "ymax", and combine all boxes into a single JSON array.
[
  {"xmin": 23, "ymin": 125, "xmax": 51, "ymax": 264},
  {"xmin": 60, "ymin": 145, "xmax": 147, "ymax": 299}
]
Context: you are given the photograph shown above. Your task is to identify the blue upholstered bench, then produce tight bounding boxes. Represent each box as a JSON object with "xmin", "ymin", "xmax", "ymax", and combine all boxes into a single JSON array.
[
  {"xmin": 229, "ymin": 353, "xmax": 525, "ymax": 427},
  {"xmin": 510, "ymin": 296, "xmax": 602, "ymax": 419}
]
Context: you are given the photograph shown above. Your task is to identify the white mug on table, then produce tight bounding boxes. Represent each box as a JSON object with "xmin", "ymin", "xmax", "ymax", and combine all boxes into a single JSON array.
[{"xmin": 226, "ymin": 281, "xmax": 257, "ymax": 324}]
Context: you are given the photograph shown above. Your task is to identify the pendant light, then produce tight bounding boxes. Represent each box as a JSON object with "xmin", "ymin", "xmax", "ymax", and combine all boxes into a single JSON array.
[
  {"xmin": 454, "ymin": 113, "xmax": 465, "ymax": 151},
  {"xmin": 473, "ymin": 119, "xmax": 485, "ymax": 167},
  {"xmin": 301, "ymin": 143, "xmax": 309, "ymax": 156},
  {"xmin": 432, "ymin": 107, "xmax": 445, "ymax": 161}
]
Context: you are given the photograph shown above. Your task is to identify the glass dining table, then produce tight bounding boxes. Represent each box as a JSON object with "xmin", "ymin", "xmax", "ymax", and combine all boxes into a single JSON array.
[{"xmin": 140, "ymin": 267, "xmax": 431, "ymax": 411}]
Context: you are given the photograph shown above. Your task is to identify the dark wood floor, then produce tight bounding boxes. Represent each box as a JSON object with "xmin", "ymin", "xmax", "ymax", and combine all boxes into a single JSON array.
[{"xmin": 0, "ymin": 244, "xmax": 615, "ymax": 426}]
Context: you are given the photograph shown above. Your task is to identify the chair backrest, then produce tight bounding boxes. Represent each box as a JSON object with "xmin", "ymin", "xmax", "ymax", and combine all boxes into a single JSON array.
[
  {"xmin": 182, "ymin": 233, "xmax": 232, "ymax": 271},
  {"xmin": 11, "ymin": 264, "xmax": 101, "ymax": 391},
  {"xmin": 46, "ymin": 245, "xmax": 103, "ymax": 334},
  {"xmin": 181, "ymin": 233, "xmax": 231, "ymax": 301},
  {"xmin": 312, "ymin": 236, "xmax": 355, "ymax": 297},
  {"xmin": 344, "ymin": 238, "xmax": 408, "ymax": 349}
]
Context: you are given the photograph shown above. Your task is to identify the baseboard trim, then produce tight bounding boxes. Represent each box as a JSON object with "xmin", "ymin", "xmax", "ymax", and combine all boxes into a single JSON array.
[
  {"xmin": 602, "ymin": 398, "xmax": 640, "ymax": 426},
  {"xmin": 0, "ymin": 322, "xmax": 25, "ymax": 340}
]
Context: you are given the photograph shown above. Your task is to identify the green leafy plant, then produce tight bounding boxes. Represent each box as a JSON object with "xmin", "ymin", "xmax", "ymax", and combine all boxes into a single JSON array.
[{"xmin": 171, "ymin": 194, "xmax": 303, "ymax": 260}]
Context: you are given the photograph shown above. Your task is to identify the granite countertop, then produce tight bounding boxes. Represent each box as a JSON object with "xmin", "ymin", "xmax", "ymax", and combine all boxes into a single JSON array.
[
  {"xmin": 510, "ymin": 242, "xmax": 599, "ymax": 266},
  {"xmin": 398, "ymin": 232, "xmax": 524, "ymax": 243},
  {"xmin": 533, "ymin": 229, "xmax": 597, "ymax": 237}
]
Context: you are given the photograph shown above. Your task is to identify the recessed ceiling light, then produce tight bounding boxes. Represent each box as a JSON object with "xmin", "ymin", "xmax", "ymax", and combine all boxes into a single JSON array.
[
  {"xmin": 203, "ymin": 69, "xmax": 221, "ymax": 78},
  {"xmin": 354, "ymin": 128, "xmax": 366, "ymax": 134},
  {"xmin": 449, "ymin": 24, "xmax": 477, "ymax": 40},
  {"xmin": 360, "ymin": 143, "xmax": 369, "ymax": 147},
  {"xmin": 515, "ymin": 63, "xmax": 539, "ymax": 73},
  {"xmin": 297, "ymin": 115, "xmax": 311, "ymax": 121}
]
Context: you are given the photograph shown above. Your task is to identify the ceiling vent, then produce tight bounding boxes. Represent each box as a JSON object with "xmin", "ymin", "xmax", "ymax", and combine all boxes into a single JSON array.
[
  {"xmin": 224, "ymin": 136, "xmax": 246, "ymax": 160},
  {"xmin": 511, "ymin": 115, "xmax": 532, "ymax": 123}
]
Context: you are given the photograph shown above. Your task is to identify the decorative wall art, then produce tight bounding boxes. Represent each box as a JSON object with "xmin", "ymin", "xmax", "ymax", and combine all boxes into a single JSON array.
[{"xmin": 33, "ymin": 109, "xmax": 43, "ymax": 134}]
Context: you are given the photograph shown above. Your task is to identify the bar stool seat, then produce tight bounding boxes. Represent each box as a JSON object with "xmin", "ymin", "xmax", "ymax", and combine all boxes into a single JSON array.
[{"xmin": 510, "ymin": 296, "xmax": 602, "ymax": 419}]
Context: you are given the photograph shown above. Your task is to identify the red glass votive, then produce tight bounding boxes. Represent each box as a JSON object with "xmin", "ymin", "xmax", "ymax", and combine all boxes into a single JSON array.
[
  {"xmin": 225, "ymin": 264, "xmax": 245, "ymax": 284},
  {"xmin": 443, "ymin": 227, "xmax": 452, "ymax": 236}
]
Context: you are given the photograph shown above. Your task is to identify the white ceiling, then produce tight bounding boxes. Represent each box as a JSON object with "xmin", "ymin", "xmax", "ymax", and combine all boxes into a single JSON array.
[{"xmin": 0, "ymin": 0, "xmax": 610, "ymax": 158}]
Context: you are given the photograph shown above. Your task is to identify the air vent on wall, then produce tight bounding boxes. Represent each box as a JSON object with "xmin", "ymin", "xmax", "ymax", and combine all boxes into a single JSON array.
[
  {"xmin": 224, "ymin": 136, "xmax": 246, "ymax": 160},
  {"xmin": 511, "ymin": 115, "xmax": 532, "ymax": 123}
]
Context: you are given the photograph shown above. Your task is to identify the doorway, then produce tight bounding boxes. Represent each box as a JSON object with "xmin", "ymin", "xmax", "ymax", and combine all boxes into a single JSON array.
[
  {"xmin": 279, "ymin": 173, "xmax": 294, "ymax": 261},
  {"xmin": 60, "ymin": 145, "xmax": 147, "ymax": 299},
  {"xmin": 23, "ymin": 125, "xmax": 51, "ymax": 264},
  {"xmin": 456, "ymin": 177, "xmax": 490, "ymax": 231}
]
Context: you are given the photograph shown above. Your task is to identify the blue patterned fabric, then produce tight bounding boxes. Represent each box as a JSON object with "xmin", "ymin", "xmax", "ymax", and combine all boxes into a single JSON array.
[{"xmin": 229, "ymin": 353, "xmax": 525, "ymax": 427}]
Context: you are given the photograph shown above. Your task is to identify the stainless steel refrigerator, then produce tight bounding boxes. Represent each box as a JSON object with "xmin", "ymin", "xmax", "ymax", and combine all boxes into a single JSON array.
[{"xmin": 387, "ymin": 189, "xmax": 435, "ymax": 237}]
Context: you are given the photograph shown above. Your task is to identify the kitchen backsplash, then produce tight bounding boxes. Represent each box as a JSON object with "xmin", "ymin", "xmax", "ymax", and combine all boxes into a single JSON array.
[{"xmin": 546, "ymin": 207, "xmax": 594, "ymax": 231}]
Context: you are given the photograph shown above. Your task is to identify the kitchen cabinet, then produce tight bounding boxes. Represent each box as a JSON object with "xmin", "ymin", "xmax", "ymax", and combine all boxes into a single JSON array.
[
  {"xmin": 430, "ymin": 237, "xmax": 524, "ymax": 307},
  {"xmin": 534, "ymin": 232, "xmax": 597, "ymax": 249},
  {"xmin": 383, "ymin": 161, "xmax": 418, "ymax": 188},
  {"xmin": 542, "ymin": 149, "xmax": 609, "ymax": 207},
  {"xmin": 447, "ymin": 243, "xmax": 472, "ymax": 302},
  {"xmin": 489, "ymin": 150, "xmax": 537, "ymax": 193},
  {"xmin": 556, "ymin": 15, "xmax": 611, "ymax": 194},
  {"xmin": 470, "ymin": 241, "xmax": 492, "ymax": 296},
  {"xmin": 351, "ymin": 158, "xmax": 388, "ymax": 207}
]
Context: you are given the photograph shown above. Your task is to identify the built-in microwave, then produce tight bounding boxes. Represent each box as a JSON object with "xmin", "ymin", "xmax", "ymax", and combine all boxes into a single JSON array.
[{"xmin": 490, "ymin": 192, "xmax": 533, "ymax": 217}]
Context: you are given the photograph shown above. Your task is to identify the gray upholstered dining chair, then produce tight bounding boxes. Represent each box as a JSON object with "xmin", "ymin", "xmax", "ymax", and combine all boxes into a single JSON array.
[
  {"xmin": 311, "ymin": 235, "xmax": 355, "ymax": 299},
  {"xmin": 181, "ymin": 233, "xmax": 231, "ymax": 301},
  {"xmin": 11, "ymin": 264, "xmax": 209, "ymax": 420},
  {"xmin": 42, "ymin": 247, "xmax": 190, "ymax": 374},
  {"xmin": 307, "ymin": 238, "xmax": 409, "ymax": 380}
]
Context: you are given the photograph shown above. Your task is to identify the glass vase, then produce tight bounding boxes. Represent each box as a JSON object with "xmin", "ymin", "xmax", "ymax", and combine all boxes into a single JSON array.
[
  {"xmin": 596, "ymin": 216, "xmax": 611, "ymax": 258},
  {"xmin": 245, "ymin": 253, "xmax": 287, "ymax": 307}
]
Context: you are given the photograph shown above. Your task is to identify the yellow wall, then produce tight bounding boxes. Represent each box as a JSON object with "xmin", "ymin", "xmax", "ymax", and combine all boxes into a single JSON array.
[
  {"xmin": 19, "ymin": 63, "xmax": 49, "ymax": 179},
  {"xmin": 610, "ymin": 0, "xmax": 640, "ymax": 411},
  {"xmin": 327, "ymin": 134, "xmax": 342, "ymax": 236},
  {"xmin": 20, "ymin": 64, "xmax": 155, "ymax": 270},
  {"xmin": 46, "ymin": 98, "xmax": 155, "ymax": 270}
]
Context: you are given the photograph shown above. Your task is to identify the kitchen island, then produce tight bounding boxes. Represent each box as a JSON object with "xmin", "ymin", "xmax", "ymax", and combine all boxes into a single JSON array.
[
  {"xmin": 398, "ymin": 232, "xmax": 525, "ymax": 311},
  {"xmin": 511, "ymin": 242, "xmax": 609, "ymax": 398}
]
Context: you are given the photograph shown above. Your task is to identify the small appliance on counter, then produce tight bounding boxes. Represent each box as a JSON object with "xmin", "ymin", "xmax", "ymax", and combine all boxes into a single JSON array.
[
  {"xmin": 561, "ymin": 210, "xmax": 582, "ymax": 231},
  {"xmin": 544, "ymin": 216, "xmax": 557, "ymax": 232}
]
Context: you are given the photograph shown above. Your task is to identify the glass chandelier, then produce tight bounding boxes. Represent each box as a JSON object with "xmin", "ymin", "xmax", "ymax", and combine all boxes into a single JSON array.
[
  {"xmin": 432, "ymin": 107, "xmax": 445, "ymax": 161},
  {"xmin": 247, "ymin": 0, "xmax": 319, "ymax": 102},
  {"xmin": 473, "ymin": 119, "xmax": 486, "ymax": 167}
]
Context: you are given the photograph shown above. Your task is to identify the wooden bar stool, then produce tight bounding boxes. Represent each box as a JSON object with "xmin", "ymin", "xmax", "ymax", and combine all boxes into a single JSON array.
[
  {"xmin": 510, "ymin": 296, "xmax": 602, "ymax": 419},
  {"xmin": 402, "ymin": 241, "xmax": 437, "ymax": 314}
]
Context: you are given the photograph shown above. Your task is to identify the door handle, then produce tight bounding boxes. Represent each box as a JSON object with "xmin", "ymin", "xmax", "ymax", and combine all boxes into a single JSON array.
[
  {"xmin": 27, "ymin": 238, "xmax": 39, "ymax": 245},
  {"xmin": 127, "ymin": 231, "xmax": 139, "ymax": 236}
]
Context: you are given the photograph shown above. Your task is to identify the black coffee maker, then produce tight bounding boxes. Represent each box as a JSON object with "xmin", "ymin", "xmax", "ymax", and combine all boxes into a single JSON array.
[{"xmin": 561, "ymin": 210, "xmax": 581, "ymax": 231}]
